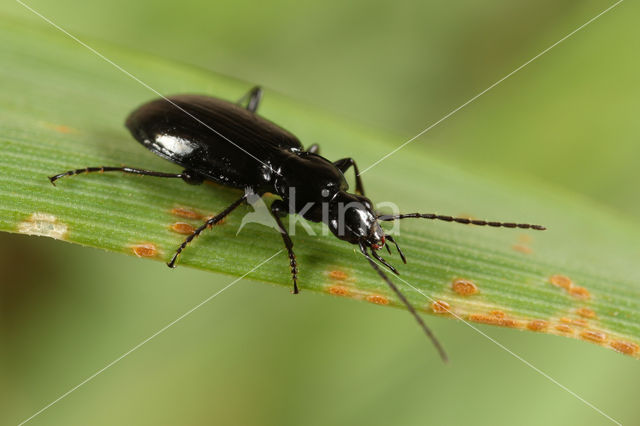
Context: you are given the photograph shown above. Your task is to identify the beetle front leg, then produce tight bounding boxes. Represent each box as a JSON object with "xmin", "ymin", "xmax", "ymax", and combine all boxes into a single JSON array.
[
  {"xmin": 270, "ymin": 200, "xmax": 299, "ymax": 294},
  {"xmin": 236, "ymin": 86, "xmax": 263, "ymax": 113},
  {"xmin": 332, "ymin": 157, "xmax": 365, "ymax": 196}
]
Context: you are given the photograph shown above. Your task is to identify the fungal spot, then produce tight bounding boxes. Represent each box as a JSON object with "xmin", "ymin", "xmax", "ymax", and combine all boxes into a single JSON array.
[
  {"xmin": 580, "ymin": 330, "xmax": 607, "ymax": 344},
  {"xmin": 328, "ymin": 285, "xmax": 350, "ymax": 297},
  {"xmin": 559, "ymin": 317, "xmax": 589, "ymax": 328},
  {"xmin": 457, "ymin": 213, "xmax": 475, "ymax": 221},
  {"xmin": 573, "ymin": 319, "xmax": 589, "ymax": 328},
  {"xmin": 610, "ymin": 340, "xmax": 639, "ymax": 356},
  {"xmin": 527, "ymin": 320, "xmax": 549, "ymax": 331},
  {"xmin": 568, "ymin": 286, "xmax": 590, "ymax": 299},
  {"xmin": 204, "ymin": 215, "xmax": 226, "ymax": 228},
  {"xmin": 431, "ymin": 300, "xmax": 450, "ymax": 314},
  {"xmin": 554, "ymin": 324, "xmax": 573, "ymax": 334},
  {"xmin": 43, "ymin": 122, "xmax": 77, "ymax": 134},
  {"xmin": 329, "ymin": 270, "xmax": 349, "ymax": 281},
  {"xmin": 171, "ymin": 206, "xmax": 203, "ymax": 220},
  {"xmin": 512, "ymin": 244, "xmax": 532, "ymax": 254},
  {"xmin": 170, "ymin": 222, "xmax": 196, "ymax": 235},
  {"xmin": 549, "ymin": 274, "xmax": 573, "ymax": 289},
  {"xmin": 469, "ymin": 313, "xmax": 519, "ymax": 328},
  {"xmin": 452, "ymin": 278, "xmax": 478, "ymax": 296},
  {"xmin": 549, "ymin": 274, "xmax": 591, "ymax": 299},
  {"xmin": 132, "ymin": 243, "xmax": 158, "ymax": 258},
  {"xmin": 518, "ymin": 234, "xmax": 532, "ymax": 244},
  {"xmin": 366, "ymin": 294, "xmax": 389, "ymax": 305},
  {"xmin": 577, "ymin": 307, "xmax": 596, "ymax": 319},
  {"xmin": 17, "ymin": 212, "xmax": 68, "ymax": 240},
  {"xmin": 489, "ymin": 310, "xmax": 505, "ymax": 319}
]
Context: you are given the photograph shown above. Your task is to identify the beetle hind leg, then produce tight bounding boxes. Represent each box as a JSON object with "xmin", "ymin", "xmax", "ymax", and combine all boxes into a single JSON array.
[
  {"xmin": 306, "ymin": 144, "xmax": 320, "ymax": 155},
  {"xmin": 48, "ymin": 166, "xmax": 186, "ymax": 186},
  {"xmin": 237, "ymin": 86, "xmax": 263, "ymax": 113}
]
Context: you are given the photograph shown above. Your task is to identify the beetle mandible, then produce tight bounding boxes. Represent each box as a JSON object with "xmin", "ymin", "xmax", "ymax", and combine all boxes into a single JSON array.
[{"xmin": 50, "ymin": 86, "xmax": 546, "ymax": 361}]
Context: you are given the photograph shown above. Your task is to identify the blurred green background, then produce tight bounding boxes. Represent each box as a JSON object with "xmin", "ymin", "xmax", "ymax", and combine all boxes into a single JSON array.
[{"xmin": 1, "ymin": 1, "xmax": 638, "ymax": 425}]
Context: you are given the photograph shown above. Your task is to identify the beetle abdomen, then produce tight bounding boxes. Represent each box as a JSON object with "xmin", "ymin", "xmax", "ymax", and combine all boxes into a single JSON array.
[{"xmin": 125, "ymin": 94, "xmax": 303, "ymax": 188}]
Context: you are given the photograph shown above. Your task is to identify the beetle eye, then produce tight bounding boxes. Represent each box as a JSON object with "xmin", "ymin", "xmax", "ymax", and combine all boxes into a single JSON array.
[{"xmin": 321, "ymin": 188, "xmax": 330, "ymax": 198}]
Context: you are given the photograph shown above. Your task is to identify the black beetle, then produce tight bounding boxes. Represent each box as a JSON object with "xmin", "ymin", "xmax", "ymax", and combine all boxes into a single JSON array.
[{"xmin": 50, "ymin": 86, "xmax": 545, "ymax": 361}]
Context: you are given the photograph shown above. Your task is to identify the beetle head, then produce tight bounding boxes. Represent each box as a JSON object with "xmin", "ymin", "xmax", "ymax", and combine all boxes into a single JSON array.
[{"xmin": 326, "ymin": 191, "xmax": 385, "ymax": 250}]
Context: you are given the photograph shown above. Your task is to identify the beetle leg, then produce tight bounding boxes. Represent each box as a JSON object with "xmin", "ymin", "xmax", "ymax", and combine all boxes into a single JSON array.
[
  {"xmin": 270, "ymin": 200, "xmax": 299, "ymax": 294},
  {"xmin": 48, "ymin": 166, "xmax": 187, "ymax": 186},
  {"xmin": 167, "ymin": 195, "xmax": 248, "ymax": 268},
  {"xmin": 236, "ymin": 86, "xmax": 263, "ymax": 113},
  {"xmin": 306, "ymin": 143, "xmax": 320, "ymax": 155},
  {"xmin": 332, "ymin": 158, "xmax": 365, "ymax": 196}
]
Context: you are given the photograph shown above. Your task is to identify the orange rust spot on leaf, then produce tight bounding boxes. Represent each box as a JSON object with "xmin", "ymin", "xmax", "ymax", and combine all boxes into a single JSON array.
[
  {"xmin": 132, "ymin": 243, "xmax": 158, "ymax": 258},
  {"xmin": 329, "ymin": 270, "xmax": 349, "ymax": 281},
  {"xmin": 204, "ymin": 215, "xmax": 226, "ymax": 227},
  {"xmin": 171, "ymin": 207, "xmax": 203, "ymax": 220},
  {"xmin": 610, "ymin": 340, "xmax": 639, "ymax": 356},
  {"xmin": 489, "ymin": 310, "xmax": 505, "ymax": 319},
  {"xmin": 577, "ymin": 307, "xmax": 596, "ymax": 319},
  {"xmin": 572, "ymin": 319, "xmax": 589, "ymax": 328},
  {"xmin": 469, "ymin": 313, "xmax": 519, "ymax": 328},
  {"xmin": 452, "ymin": 278, "xmax": 478, "ymax": 296},
  {"xmin": 518, "ymin": 234, "xmax": 532, "ymax": 244},
  {"xmin": 527, "ymin": 320, "xmax": 549, "ymax": 331},
  {"xmin": 554, "ymin": 324, "xmax": 573, "ymax": 334},
  {"xmin": 328, "ymin": 285, "xmax": 350, "ymax": 296},
  {"xmin": 568, "ymin": 286, "xmax": 590, "ymax": 299},
  {"xmin": 43, "ymin": 122, "xmax": 77, "ymax": 134},
  {"xmin": 457, "ymin": 213, "xmax": 476, "ymax": 220},
  {"xmin": 559, "ymin": 317, "xmax": 588, "ymax": 327},
  {"xmin": 431, "ymin": 300, "xmax": 450, "ymax": 314},
  {"xmin": 54, "ymin": 124, "xmax": 75, "ymax": 133},
  {"xmin": 549, "ymin": 275, "xmax": 591, "ymax": 299},
  {"xmin": 170, "ymin": 222, "xmax": 196, "ymax": 235},
  {"xmin": 549, "ymin": 274, "xmax": 573, "ymax": 290},
  {"xmin": 580, "ymin": 330, "xmax": 607, "ymax": 344},
  {"xmin": 511, "ymin": 244, "xmax": 532, "ymax": 254},
  {"xmin": 366, "ymin": 294, "xmax": 389, "ymax": 305}
]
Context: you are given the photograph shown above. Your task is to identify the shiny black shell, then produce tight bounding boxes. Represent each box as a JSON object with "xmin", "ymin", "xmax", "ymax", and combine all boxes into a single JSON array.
[{"xmin": 125, "ymin": 94, "xmax": 303, "ymax": 189}]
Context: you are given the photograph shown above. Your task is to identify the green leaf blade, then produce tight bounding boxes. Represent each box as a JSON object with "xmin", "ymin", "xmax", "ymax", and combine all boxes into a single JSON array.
[{"xmin": 2, "ymin": 17, "xmax": 640, "ymax": 359}]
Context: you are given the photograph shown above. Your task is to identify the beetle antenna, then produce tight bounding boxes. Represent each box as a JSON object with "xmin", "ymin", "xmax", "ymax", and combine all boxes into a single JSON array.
[
  {"xmin": 385, "ymin": 235, "xmax": 406, "ymax": 264},
  {"xmin": 359, "ymin": 244, "xmax": 448, "ymax": 363},
  {"xmin": 378, "ymin": 213, "xmax": 546, "ymax": 231}
]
